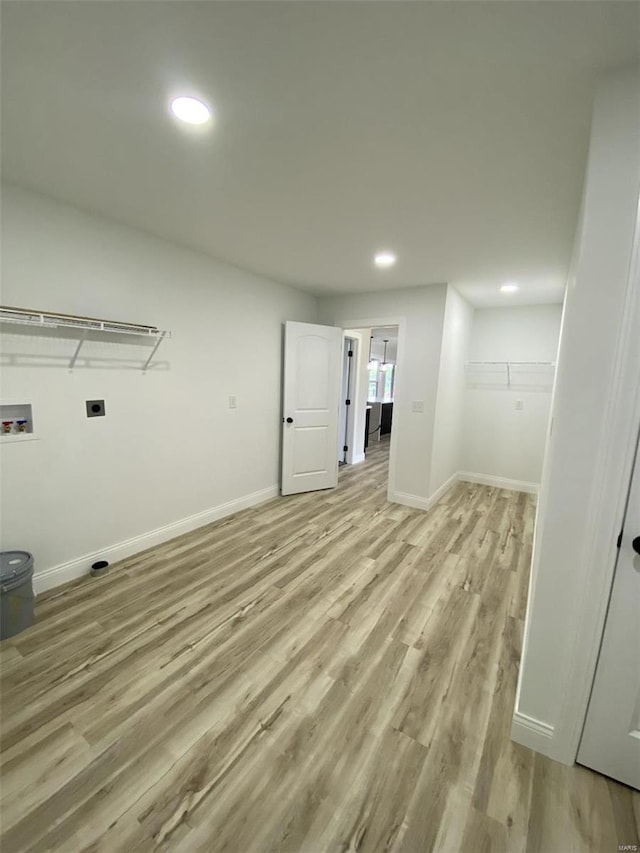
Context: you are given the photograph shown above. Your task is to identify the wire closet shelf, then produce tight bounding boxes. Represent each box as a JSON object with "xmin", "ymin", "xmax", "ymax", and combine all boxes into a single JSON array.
[
  {"xmin": 0, "ymin": 306, "xmax": 171, "ymax": 371},
  {"xmin": 464, "ymin": 361, "xmax": 556, "ymax": 389}
]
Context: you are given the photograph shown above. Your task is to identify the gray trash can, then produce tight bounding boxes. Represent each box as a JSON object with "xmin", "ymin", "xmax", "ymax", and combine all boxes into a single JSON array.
[{"xmin": 1, "ymin": 551, "xmax": 34, "ymax": 640}]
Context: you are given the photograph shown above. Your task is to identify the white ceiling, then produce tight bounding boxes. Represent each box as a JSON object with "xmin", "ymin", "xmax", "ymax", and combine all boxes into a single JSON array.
[{"xmin": 2, "ymin": 2, "xmax": 639, "ymax": 307}]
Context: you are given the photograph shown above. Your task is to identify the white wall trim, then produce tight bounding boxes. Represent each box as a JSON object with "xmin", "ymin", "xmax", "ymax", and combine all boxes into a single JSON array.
[
  {"xmin": 33, "ymin": 485, "xmax": 279, "ymax": 595},
  {"xmin": 511, "ymin": 711, "xmax": 555, "ymax": 754},
  {"xmin": 388, "ymin": 490, "xmax": 432, "ymax": 512},
  {"xmin": 390, "ymin": 472, "xmax": 457, "ymax": 512},
  {"xmin": 388, "ymin": 471, "xmax": 536, "ymax": 514},
  {"xmin": 458, "ymin": 471, "xmax": 539, "ymax": 495},
  {"xmin": 427, "ymin": 472, "xmax": 459, "ymax": 507},
  {"xmin": 350, "ymin": 452, "xmax": 366, "ymax": 465},
  {"xmin": 34, "ymin": 464, "xmax": 535, "ymax": 596}
]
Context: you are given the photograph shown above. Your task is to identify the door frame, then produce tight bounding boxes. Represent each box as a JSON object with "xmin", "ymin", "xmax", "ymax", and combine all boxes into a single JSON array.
[
  {"xmin": 549, "ymin": 197, "xmax": 640, "ymax": 764},
  {"xmin": 338, "ymin": 335, "xmax": 357, "ymax": 465},
  {"xmin": 341, "ymin": 333, "xmax": 365, "ymax": 465},
  {"xmin": 333, "ymin": 315, "xmax": 406, "ymax": 503}
]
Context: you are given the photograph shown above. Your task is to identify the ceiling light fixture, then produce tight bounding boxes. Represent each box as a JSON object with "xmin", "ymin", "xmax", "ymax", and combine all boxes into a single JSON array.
[
  {"xmin": 381, "ymin": 339, "xmax": 391, "ymax": 370},
  {"xmin": 501, "ymin": 282, "xmax": 519, "ymax": 293},
  {"xmin": 170, "ymin": 96, "xmax": 212, "ymax": 125},
  {"xmin": 374, "ymin": 251, "xmax": 397, "ymax": 268}
]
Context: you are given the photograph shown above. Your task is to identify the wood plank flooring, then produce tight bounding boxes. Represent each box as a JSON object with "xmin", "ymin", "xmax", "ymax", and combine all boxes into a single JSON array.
[{"xmin": 1, "ymin": 438, "xmax": 638, "ymax": 852}]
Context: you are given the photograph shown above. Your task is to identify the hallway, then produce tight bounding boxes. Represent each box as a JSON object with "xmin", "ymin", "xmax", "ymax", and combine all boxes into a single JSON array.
[{"xmin": 1, "ymin": 444, "xmax": 638, "ymax": 851}]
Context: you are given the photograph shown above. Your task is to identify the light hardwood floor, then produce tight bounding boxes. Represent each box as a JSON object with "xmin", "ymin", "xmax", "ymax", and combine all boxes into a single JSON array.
[{"xmin": 1, "ymin": 439, "xmax": 638, "ymax": 852}]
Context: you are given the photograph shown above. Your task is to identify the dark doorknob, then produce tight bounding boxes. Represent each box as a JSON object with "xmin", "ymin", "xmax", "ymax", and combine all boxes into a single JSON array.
[
  {"xmin": 286, "ymin": 417, "xmax": 294, "ymax": 424},
  {"xmin": 632, "ymin": 536, "xmax": 640, "ymax": 556}
]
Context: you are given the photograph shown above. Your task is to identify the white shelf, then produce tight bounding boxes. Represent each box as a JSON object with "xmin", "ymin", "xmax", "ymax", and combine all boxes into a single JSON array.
[
  {"xmin": 0, "ymin": 306, "xmax": 171, "ymax": 371},
  {"xmin": 465, "ymin": 361, "xmax": 556, "ymax": 389}
]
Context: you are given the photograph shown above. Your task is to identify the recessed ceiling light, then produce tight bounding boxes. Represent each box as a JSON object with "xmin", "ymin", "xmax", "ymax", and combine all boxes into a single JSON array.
[
  {"xmin": 374, "ymin": 252, "xmax": 397, "ymax": 268},
  {"xmin": 501, "ymin": 282, "xmax": 519, "ymax": 293},
  {"xmin": 170, "ymin": 96, "xmax": 212, "ymax": 125}
]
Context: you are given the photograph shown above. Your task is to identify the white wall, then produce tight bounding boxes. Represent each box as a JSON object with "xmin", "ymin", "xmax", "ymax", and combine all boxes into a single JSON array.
[
  {"xmin": 462, "ymin": 305, "xmax": 562, "ymax": 487},
  {"xmin": 513, "ymin": 66, "xmax": 640, "ymax": 763},
  {"xmin": 318, "ymin": 286, "xmax": 447, "ymax": 508},
  {"xmin": 429, "ymin": 286, "xmax": 474, "ymax": 495},
  {"xmin": 0, "ymin": 185, "xmax": 317, "ymax": 589}
]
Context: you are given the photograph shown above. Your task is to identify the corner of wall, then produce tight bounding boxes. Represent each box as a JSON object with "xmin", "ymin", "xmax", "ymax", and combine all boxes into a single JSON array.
[
  {"xmin": 428, "ymin": 285, "xmax": 474, "ymax": 498},
  {"xmin": 511, "ymin": 709, "xmax": 555, "ymax": 756}
]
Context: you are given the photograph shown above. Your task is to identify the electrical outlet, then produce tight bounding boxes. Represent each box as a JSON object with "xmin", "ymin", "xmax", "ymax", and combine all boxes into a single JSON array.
[
  {"xmin": 229, "ymin": 396, "xmax": 237, "ymax": 409},
  {"xmin": 86, "ymin": 399, "xmax": 105, "ymax": 418},
  {"xmin": 515, "ymin": 400, "xmax": 524, "ymax": 411},
  {"xmin": 411, "ymin": 401, "xmax": 424, "ymax": 413}
]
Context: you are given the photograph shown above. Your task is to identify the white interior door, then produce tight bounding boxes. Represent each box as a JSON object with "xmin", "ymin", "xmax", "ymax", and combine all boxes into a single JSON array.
[
  {"xmin": 577, "ymin": 432, "xmax": 640, "ymax": 789},
  {"xmin": 281, "ymin": 321, "xmax": 342, "ymax": 496}
]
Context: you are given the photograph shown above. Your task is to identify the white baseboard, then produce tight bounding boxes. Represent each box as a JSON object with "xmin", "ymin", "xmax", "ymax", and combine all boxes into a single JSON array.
[
  {"xmin": 348, "ymin": 452, "xmax": 366, "ymax": 465},
  {"xmin": 511, "ymin": 710, "xmax": 555, "ymax": 754},
  {"xmin": 33, "ymin": 485, "xmax": 279, "ymax": 595},
  {"xmin": 389, "ymin": 469, "xmax": 533, "ymax": 514},
  {"xmin": 36, "ymin": 470, "xmax": 537, "ymax": 594},
  {"xmin": 387, "ymin": 490, "xmax": 433, "ymax": 511},
  {"xmin": 458, "ymin": 471, "xmax": 539, "ymax": 495},
  {"xmin": 426, "ymin": 472, "xmax": 459, "ymax": 508}
]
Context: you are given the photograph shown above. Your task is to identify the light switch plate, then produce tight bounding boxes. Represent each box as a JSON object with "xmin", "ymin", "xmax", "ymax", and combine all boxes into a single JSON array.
[
  {"xmin": 515, "ymin": 400, "xmax": 524, "ymax": 411},
  {"xmin": 411, "ymin": 401, "xmax": 424, "ymax": 413},
  {"xmin": 228, "ymin": 396, "xmax": 237, "ymax": 409}
]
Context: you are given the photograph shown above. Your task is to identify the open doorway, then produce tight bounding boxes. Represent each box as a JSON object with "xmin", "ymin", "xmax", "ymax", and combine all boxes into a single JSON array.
[
  {"xmin": 366, "ymin": 327, "xmax": 398, "ymax": 453},
  {"xmin": 337, "ymin": 322, "xmax": 402, "ymax": 494}
]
